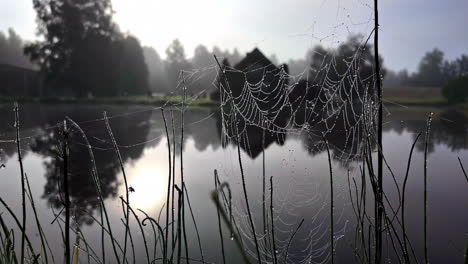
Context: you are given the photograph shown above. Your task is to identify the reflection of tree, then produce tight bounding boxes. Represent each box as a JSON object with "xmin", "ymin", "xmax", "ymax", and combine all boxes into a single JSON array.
[
  {"xmin": 299, "ymin": 117, "xmax": 369, "ymax": 169},
  {"xmin": 184, "ymin": 109, "xmax": 221, "ymax": 152},
  {"xmin": 384, "ymin": 110, "xmax": 468, "ymax": 153},
  {"xmin": 2, "ymin": 103, "xmax": 467, "ymax": 227},
  {"xmin": 29, "ymin": 107, "xmax": 152, "ymax": 226},
  {"xmin": 141, "ymin": 108, "xmax": 221, "ymax": 155}
]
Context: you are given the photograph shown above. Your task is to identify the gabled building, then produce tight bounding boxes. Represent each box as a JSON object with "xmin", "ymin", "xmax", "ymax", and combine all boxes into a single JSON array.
[
  {"xmin": 216, "ymin": 48, "xmax": 289, "ymax": 99},
  {"xmin": 215, "ymin": 48, "xmax": 291, "ymax": 156}
]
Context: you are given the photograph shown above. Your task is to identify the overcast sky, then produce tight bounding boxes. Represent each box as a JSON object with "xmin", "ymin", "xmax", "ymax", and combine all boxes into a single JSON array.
[{"xmin": 1, "ymin": 0, "xmax": 467, "ymax": 72}]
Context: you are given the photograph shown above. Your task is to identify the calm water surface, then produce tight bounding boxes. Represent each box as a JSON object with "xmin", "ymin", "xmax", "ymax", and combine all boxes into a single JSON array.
[{"xmin": 0, "ymin": 103, "xmax": 466, "ymax": 263}]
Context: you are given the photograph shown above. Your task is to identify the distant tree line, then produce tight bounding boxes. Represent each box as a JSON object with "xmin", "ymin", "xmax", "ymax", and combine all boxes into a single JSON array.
[
  {"xmin": 0, "ymin": 23, "xmax": 246, "ymax": 97},
  {"xmin": 0, "ymin": 28, "xmax": 34, "ymax": 69},
  {"xmin": 143, "ymin": 40, "xmax": 243, "ymax": 96},
  {"xmin": 287, "ymin": 34, "xmax": 384, "ymax": 102},
  {"xmin": 3, "ymin": 0, "xmax": 466, "ymax": 99},
  {"xmin": 384, "ymin": 48, "xmax": 468, "ymax": 88}
]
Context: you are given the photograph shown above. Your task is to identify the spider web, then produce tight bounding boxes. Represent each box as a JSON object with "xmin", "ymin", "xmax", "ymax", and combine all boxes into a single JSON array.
[{"xmin": 210, "ymin": 34, "xmax": 379, "ymax": 262}]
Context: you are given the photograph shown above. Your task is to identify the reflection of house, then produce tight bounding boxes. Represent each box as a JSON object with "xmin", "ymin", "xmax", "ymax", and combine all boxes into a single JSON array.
[
  {"xmin": 212, "ymin": 48, "xmax": 289, "ymax": 100},
  {"xmin": 212, "ymin": 49, "xmax": 291, "ymax": 158},
  {"xmin": 0, "ymin": 64, "xmax": 43, "ymax": 97}
]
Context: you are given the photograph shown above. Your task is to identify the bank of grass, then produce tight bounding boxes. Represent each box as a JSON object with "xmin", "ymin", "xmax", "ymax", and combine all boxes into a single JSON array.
[
  {"xmin": 0, "ymin": 95, "xmax": 451, "ymax": 108},
  {"xmin": 454, "ymin": 101, "xmax": 468, "ymax": 116},
  {"xmin": 0, "ymin": 95, "xmax": 218, "ymax": 108},
  {"xmin": 383, "ymin": 96, "xmax": 448, "ymax": 106},
  {"xmin": 383, "ymin": 86, "xmax": 447, "ymax": 106}
]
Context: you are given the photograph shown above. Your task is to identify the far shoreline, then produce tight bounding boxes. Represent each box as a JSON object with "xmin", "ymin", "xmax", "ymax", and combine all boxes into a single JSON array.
[{"xmin": 0, "ymin": 96, "xmax": 219, "ymax": 108}]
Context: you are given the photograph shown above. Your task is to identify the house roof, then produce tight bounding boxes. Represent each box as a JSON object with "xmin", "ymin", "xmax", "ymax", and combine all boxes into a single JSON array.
[{"xmin": 234, "ymin": 48, "xmax": 276, "ymax": 72}]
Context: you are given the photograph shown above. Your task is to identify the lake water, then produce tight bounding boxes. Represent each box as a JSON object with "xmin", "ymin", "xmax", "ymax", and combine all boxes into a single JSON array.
[{"xmin": 0, "ymin": 103, "xmax": 467, "ymax": 263}]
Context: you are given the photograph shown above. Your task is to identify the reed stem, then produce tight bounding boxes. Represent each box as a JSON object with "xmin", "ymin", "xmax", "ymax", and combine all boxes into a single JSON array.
[
  {"xmin": 161, "ymin": 108, "xmax": 172, "ymax": 264},
  {"xmin": 180, "ymin": 82, "xmax": 189, "ymax": 264},
  {"xmin": 458, "ymin": 157, "xmax": 468, "ymax": 183},
  {"xmin": 235, "ymin": 121, "xmax": 261, "ymax": 264},
  {"xmin": 323, "ymin": 136, "xmax": 334, "ymax": 264},
  {"xmin": 214, "ymin": 170, "xmax": 226, "ymax": 264},
  {"xmin": 66, "ymin": 117, "xmax": 121, "ymax": 264},
  {"xmin": 183, "ymin": 183, "xmax": 205, "ymax": 264},
  {"xmin": 171, "ymin": 110, "xmax": 177, "ymax": 250},
  {"xmin": 284, "ymin": 219, "xmax": 304, "ymax": 263},
  {"xmin": 373, "ymin": 0, "xmax": 384, "ymax": 261},
  {"xmin": 62, "ymin": 120, "xmax": 71, "ymax": 264},
  {"xmin": 103, "ymin": 111, "xmax": 130, "ymax": 264},
  {"xmin": 423, "ymin": 113, "xmax": 432, "ymax": 264},
  {"xmin": 270, "ymin": 176, "xmax": 278, "ymax": 264},
  {"xmin": 402, "ymin": 133, "xmax": 421, "ymax": 263},
  {"xmin": 211, "ymin": 181, "xmax": 251, "ymax": 264},
  {"xmin": 14, "ymin": 103, "xmax": 26, "ymax": 264}
]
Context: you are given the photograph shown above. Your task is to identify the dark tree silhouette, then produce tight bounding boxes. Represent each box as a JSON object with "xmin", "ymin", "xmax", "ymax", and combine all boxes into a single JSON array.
[
  {"xmin": 191, "ymin": 44, "xmax": 216, "ymax": 95},
  {"xmin": 165, "ymin": 39, "xmax": 191, "ymax": 92},
  {"xmin": 442, "ymin": 75, "xmax": 468, "ymax": 103},
  {"xmin": 288, "ymin": 35, "xmax": 384, "ymax": 126},
  {"xmin": 113, "ymin": 35, "xmax": 149, "ymax": 96},
  {"xmin": 24, "ymin": 0, "xmax": 116, "ymax": 78},
  {"xmin": 144, "ymin": 46, "xmax": 169, "ymax": 94},
  {"xmin": 397, "ymin": 50, "xmax": 468, "ymax": 88},
  {"xmin": 309, "ymin": 35, "xmax": 385, "ymax": 97},
  {"xmin": 24, "ymin": 0, "xmax": 148, "ymax": 97},
  {"xmin": 411, "ymin": 48, "xmax": 445, "ymax": 86}
]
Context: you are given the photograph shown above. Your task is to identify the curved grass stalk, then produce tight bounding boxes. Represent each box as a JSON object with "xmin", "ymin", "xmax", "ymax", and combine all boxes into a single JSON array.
[
  {"xmin": 66, "ymin": 117, "xmax": 121, "ymax": 264},
  {"xmin": 323, "ymin": 136, "xmax": 334, "ymax": 264},
  {"xmin": 183, "ymin": 183, "xmax": 205, "ymax": 264},
  {"xmin": 211, "ymin": 180, "xmax": 251, "ymax": 264},
  {"xmin": 284, "ymin": 219, "xmax": 305, "ymax": 263},
  {"xmin": 103, "ymin": 111, "xmax": 130, "ymax": 264},
  {"xmin": 120, "ymin": 219, "xmax": 135, "ymax": 264},
  {"xmin": 120, "ymin": 198, "xmax": 150, "ymax": 264},
  {"xmin": 0, "ymin": 196, "xmax": 36, "ymax": 258},
  {"xmin": 138, "ymin": 209, "xmax": 158, "ymax": 262},
  {"xmin": 402, "ymin": 132, "xmax": 421, "ymax": 263},
  {"xmin": 214, "ymin": 171, "xmax": 226, "ymax": 264},
  {"xmin": 24, "ymin": 174, "xmax": 53, "ymax": 264},
  {"xmin": 458, "ymin": 157, "xmax": 468, "ymax": 183},
  {"xmin": 161, "ymin": 108, "xmax": 172, "ymax": 264},
  {"xmin": 142, "ymin": 216, "xmax": 167, "ymax": 264}
]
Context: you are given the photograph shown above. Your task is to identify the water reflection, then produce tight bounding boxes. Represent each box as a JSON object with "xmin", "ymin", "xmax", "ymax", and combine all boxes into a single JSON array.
[
  {"xmin": 384, "ymin": 108, "xmax": 468, "ymax": 152},
  {"xmin": 0, "ymin": 105, "xmax": 466, "ymax": 225},
  {"xmin": 121, "ymin": 152, "xmax": 167, "ymax": 210},
  {"xmin": 27, "ymin": 106, "xmax": 152, "ymax": 225},
  {"xmin": 216, "ymin": 103, "xmax": 369, "ymax": 168},
  {"xmin": 0, "ymin": 105, "xmax": 149, "ymax": 226}
]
